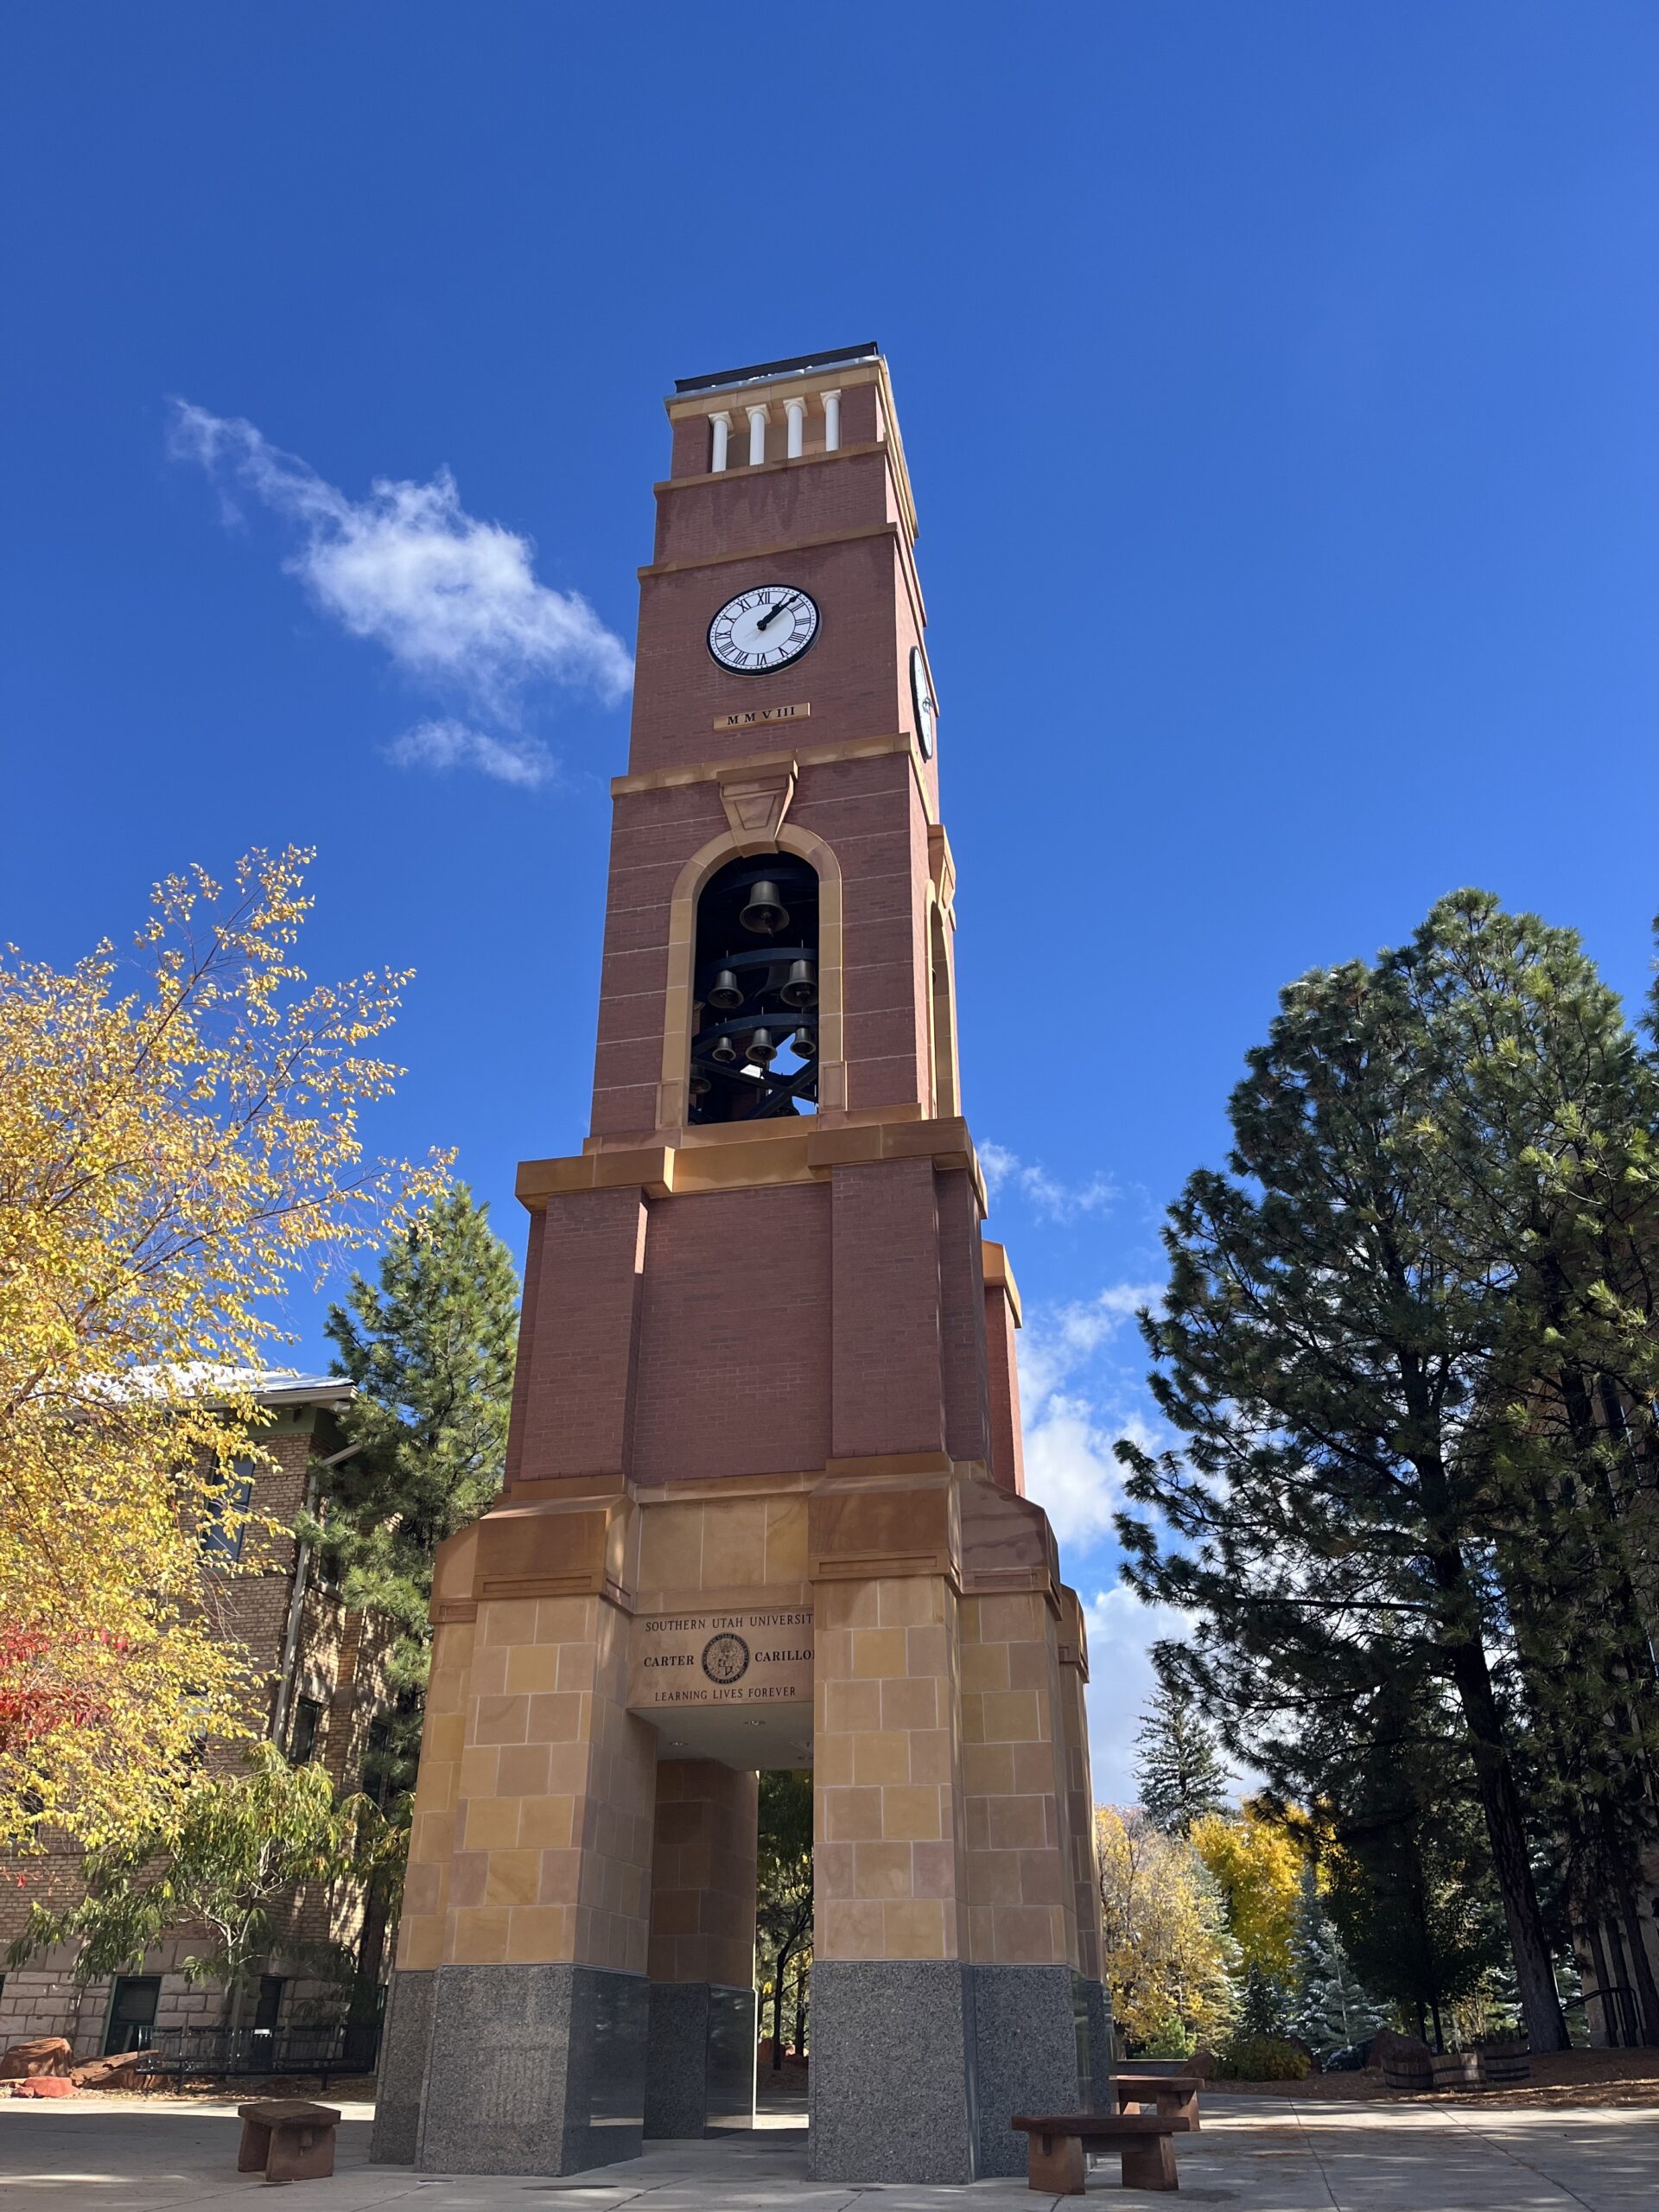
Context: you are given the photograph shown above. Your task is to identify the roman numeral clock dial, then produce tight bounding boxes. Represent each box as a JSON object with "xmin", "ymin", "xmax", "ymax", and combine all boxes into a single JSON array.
[{"xmin": 707, "ymin": 585, "xmax": 820, "ymax": 675}]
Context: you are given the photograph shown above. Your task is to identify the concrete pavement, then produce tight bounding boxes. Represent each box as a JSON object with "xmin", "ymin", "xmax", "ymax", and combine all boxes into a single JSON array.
[{"xmin": 1, "ymin": 2091, "xmax": 1656, "ymax": 2209}]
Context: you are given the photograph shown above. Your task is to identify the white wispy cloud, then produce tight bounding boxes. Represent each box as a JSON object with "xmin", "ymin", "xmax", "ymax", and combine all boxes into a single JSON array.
[
  {"xmin": 1018, "ymin": 1281, "xmax": 1162, "ymax": 1407},
  {"xmin": 981, "ymin": 1140, "xmax": 1116, "ymax": 1223},
  {"xmin": 385, "ymin": 719, "xmax": 558, "ymax": 791},
  {"xmin": 167, "ymin": 402, "xmax": 632, "ymax": 776},
  {"xmin": 1016, "ymin": 1280, "xmax": 1163, "ymax": 1545}
]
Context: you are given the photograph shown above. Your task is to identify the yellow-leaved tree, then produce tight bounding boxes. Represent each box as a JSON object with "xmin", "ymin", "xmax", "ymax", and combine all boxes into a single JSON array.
[
  {"xmin": 1096, "ymin": 1803, "xmax": 1237, "ymax": 2051},
  {"xmin": 1188, "ymin": 1799, "xmax": 1307, "ymax": 1982},
  {"xmin": 0, "ymin": 849, "xmax": 445, "ymax": 1850}
]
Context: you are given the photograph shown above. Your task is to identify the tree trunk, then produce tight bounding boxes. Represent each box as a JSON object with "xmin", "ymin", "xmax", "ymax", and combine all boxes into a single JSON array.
[
  {"xmin": 771, "ymin": 1947, "xmax": 792, "ymax": 2068},
  {"xmin": 1583, "ymin": 1918, "xmax": 1619, "ymax": 2048},
  {"xmin": 346, "ymin": 1877, "xmax": 391, "ymax": 2069},
  {"xmin": 1421, "ymin": 1493, "xmax": 1568, "ymax": 2055},
  {"xmin": 1443, "ymin": 1632, "xmax": 1567, "ymax": 2050}
]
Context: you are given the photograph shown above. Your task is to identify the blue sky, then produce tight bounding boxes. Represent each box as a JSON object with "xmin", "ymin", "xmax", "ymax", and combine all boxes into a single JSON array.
[{"xmin": 5, "ymin": 4, "xmax": 1656, "ymax": 1796}]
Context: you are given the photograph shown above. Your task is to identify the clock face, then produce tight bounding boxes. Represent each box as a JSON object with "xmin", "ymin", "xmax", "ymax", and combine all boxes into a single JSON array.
[
  {"xmin": 910, "ymin": 645, "xmax": 937, "ymax": 759},
  {"xmin": 708, "ymin": 585, "xmax": 820, "ymax": 676}
]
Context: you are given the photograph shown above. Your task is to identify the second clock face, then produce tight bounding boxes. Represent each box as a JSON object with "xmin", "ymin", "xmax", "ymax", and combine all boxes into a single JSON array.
[{"xmin": 708, "ymin": 585, "xmax": 820, "ymax": 676}]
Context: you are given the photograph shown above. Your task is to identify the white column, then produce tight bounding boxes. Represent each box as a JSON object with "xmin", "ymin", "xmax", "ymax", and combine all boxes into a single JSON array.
[
  {"xmin": 746, "ymin": 404, "xmax": 769, "ymax": 466},
  {"xmin": 785, "ymin": 394, "xmax": 807, "ymax": 459},
  {"xmin": 821, "ymin": 389, "xmax": 842, "ymax": 451},
  {"xmin": 709, "ymin": 411, "xmax": 731, "ymax": 473}
]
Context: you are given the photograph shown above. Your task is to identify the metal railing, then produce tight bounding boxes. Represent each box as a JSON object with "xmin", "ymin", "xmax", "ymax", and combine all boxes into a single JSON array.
[{"xmin": 133, "ymin": 2018, "xmax": 380, "ymax": 2091}]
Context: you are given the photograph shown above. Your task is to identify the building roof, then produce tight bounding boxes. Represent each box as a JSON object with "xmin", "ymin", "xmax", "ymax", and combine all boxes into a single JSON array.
[
  {"xmin": 120, "ymin": 1363, "xmax": 356, "ymax": 1410},
  {"xmin": 672, "ymin": 342, "xmax": 880, "ymax": 397}
]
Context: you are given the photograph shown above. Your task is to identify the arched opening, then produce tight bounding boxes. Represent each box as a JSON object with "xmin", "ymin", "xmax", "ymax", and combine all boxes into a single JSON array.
[{"xmin": 689, "ymin": 853, "xmax": 820, "ymax": 1122}]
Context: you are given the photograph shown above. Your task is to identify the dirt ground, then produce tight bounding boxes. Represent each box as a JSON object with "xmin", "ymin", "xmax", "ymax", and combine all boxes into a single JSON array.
[{"xmin": 1223, "ymin": 2044, "xmax": 1659, "ymax": 2108}]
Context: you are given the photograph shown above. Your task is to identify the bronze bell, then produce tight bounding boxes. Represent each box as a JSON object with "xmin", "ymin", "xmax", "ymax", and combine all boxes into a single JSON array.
[
  {"xmin": 779, "ymin": 958, "xmax": 817, "ymax": 1007},
  {"xmin": 745, "ymin": 1027, "xmax": 777, "ymax": 1068},
  {"xmin": 710, "ymin": 1033, "xmax": 738, "ymax": 1065},
  {"xmin": 792, "ymin": 1025, "xmax": 817, "ymax": 1058},
  {"xmin": 740, "ymin": 880, "xmax": 789, "ymax": 934},
  {"xmin": 689, "ymin": 1071, "xmax": 710, "ymax": 1099},
  {"xmin": 707, "ymin": 968, "xmax": 744, "ymax": 1010}
]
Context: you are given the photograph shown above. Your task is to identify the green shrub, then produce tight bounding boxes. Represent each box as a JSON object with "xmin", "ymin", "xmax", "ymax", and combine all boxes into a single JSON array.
[
  {"xmin": 1213, "ymin": 2035, "xmax": 1312, "ymax": 2082},
  {"xmin": 1138, "ymin": 2019, "xmax": 1194, "ymax": 2060}
]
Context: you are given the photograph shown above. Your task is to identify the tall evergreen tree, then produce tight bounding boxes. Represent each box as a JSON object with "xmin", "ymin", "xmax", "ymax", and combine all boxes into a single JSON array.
[
  {"xmin": 1116, "ymin": 893, "xmax": 1659, "ymax": 2052},
  {"xmin": 1135, "ymin": 1679, "xmax": 1230, "ymax": 1834},
  {"xmin": 1287, "ymin": 1865, "xmax": 1390, "ymax": 2057},
  {"xmin": 315, "ymin": 1183, "xmax": 519, "ymax": 2020}
]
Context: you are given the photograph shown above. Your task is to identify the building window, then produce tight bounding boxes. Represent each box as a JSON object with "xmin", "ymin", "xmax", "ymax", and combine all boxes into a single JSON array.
[
  {"xmin": 105, "ymin": 1975, "xmax": 161, "ymax": 2056},
  {"xmin": 362, "ymin": 1717, "xmax": 393, "ymax": 1810},
  {"xmin": 289, "ymin": 1696, "xmax": 324, "ymax": 1765},
  {"xmin": 201, "ymin": 1459, "xmax": 255, "ymax": 1565},
  {"xmin": 252, "ymin": 1974, "xmax": 285, "ymax": 2041}
]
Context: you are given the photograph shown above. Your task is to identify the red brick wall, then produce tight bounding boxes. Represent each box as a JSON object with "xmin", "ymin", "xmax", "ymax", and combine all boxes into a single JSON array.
[
  {"xmin": 512, "ymin": 1189, "xmax": 646, "ymax": 1481},
  {"xmin": 830, "ymin": 1158, "xmax": 945, "ymax": 1461},
  {"xmin": 630, "ymin": 1183, "xmax": 832, "ymax": 1484},
  {"xmin": 632, "ymin": 541, "xmax": 906, "ymax": 785},
  {"xmin": 936, "ymin": 1172, "xmax": 990, "ymax": 1469},
  {"xmin": 590, "ymin": 752, "xmax": 934, "ymax": 1139},
  {"xmin": 984, "ymin": 1288, "xmax": 1027, "ymax": 1497}
]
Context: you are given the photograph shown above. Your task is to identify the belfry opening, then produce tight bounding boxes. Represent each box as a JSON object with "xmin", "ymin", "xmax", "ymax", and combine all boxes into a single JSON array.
[
  {"xmin": 690, "ymin": 853, "xmax": 820, "ymax": 1122},
  {"xmin": 371, "ymin": 346, "xmax": 1109, "ymax": 2186}
]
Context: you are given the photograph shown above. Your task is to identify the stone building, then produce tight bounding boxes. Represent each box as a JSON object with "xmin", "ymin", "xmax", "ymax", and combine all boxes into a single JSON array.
[
  {"xmin": 373, "ymin": 346, "xmax": 1109, "ymax": 2184},
  {"xmin": 0, "ymin": 1372, "xmax": 396, "ymax": 2060}
]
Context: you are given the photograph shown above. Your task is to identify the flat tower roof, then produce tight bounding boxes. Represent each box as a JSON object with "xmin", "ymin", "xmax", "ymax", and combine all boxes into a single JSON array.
[{"xmin": 674, "ymin": 342, "xmax": 880, "ymax": 397}]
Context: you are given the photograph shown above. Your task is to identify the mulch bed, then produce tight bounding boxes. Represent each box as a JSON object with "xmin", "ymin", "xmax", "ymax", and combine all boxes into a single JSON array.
[
  {"xmin": 1220, "ymin": 2048, "xmax": 1659, "ymax": 2109},
  {"xmin": 91, "ymin": 2072, "xmax": 379, "ymax": 2104}
]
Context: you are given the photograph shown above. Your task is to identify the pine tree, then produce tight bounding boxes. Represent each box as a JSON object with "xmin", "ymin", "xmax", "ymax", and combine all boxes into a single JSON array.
[
  {"xmin": 321, "ymin": 1182, "xmax": 519, "ymax": 1790},
  {"xmin": 315, "ymin": 1183, "xmax": 519, "ymax": 2022},
  {"xmin": 1288, "ymin": 1865, "xmax": 1389, "ymax": 2058},
  {"xmin": 1135, "ymin": 1680, "xmax": 1230, "ymax": 1835},
  {"xmin": 1114, "ymin": 892, "xmax": 1659, "ymax": 2054}
]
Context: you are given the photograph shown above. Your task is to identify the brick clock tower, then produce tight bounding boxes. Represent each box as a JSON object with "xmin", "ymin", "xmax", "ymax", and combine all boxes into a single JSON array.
[{"xmin": 372, "ymin": 346, "xmax": 1108, "ymax": 2184}]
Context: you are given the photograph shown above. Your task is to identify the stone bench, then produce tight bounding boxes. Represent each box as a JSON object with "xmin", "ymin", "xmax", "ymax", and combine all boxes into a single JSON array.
[
  {"xmin": 237, "ymin": 2097, "xmax": 341, "ymax": 2184},
  {"xmin": 1012, "ymin": 2108, "xmax": 1189, "ymax": 2193}
]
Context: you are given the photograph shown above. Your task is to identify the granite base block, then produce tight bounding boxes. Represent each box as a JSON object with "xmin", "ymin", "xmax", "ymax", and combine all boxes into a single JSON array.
[
  {"xmin": 705, "ymin": 1984, "xmax": 757, "ymax": 2133},
  {"xmin": 1074, "ymin": 1974, "xmax": 1114, "ymax": 2111},
  {"xmin": 969, "ymin": 1964, "xmax": 1084, "ymax": 2177},
  {"xmin": 645, "ymin": 1982, "xmax": 755, "ymax": 2138},
  {"xmin": 416, "ymin": 1962, "xmax": 647, "ymax": 2176},
  {"xmin": 368, "ymin": 1967, "xmax": 434, "ymax": 2165},
  {"xmin": 809, "ymin": 1961, "xmax": 976, "ymax": 2184}
]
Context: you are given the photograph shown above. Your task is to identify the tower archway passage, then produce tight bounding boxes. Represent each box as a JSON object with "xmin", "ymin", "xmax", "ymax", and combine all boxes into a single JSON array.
[{"xmin": 371, "ymin": 346, "xmax": 1109, "ymax": 2186}]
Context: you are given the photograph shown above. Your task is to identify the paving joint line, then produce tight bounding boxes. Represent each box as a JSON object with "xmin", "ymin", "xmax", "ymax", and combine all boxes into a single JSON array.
[
  {"xmin": 1435, "ymin": 2105, "xmax": 1600, "ymax": 2210},
  {"xmin": 1287, "ymin": 2098, "xmax": 1347, "ymax": 2211}
]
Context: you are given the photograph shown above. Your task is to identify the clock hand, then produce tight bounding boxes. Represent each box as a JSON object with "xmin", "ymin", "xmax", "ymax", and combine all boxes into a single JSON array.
[{"xmin": 755, "ymin": 593, "xmax": 799, "ymax": 633}]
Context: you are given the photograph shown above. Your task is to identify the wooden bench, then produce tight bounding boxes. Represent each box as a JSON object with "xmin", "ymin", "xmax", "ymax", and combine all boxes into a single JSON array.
[
  {"xmin": 237, "ymin": 2097, "xmax": 340, "ymax": 2184},
  {"xmin": 1012, "ymin": 2109, "xmax": 1189, "ymax": 2193},
  {"xmin": 1113, "ymin": 2069, "xmax": 1202, "ymax": 2133}
]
